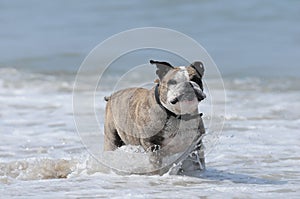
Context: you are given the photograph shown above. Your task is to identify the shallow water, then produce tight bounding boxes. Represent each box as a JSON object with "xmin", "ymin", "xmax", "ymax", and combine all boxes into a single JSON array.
[
  {"xmin": 1, "ymin": 0, "xmax": 300, "ymax": 198},
  {"xmin": 1, "ymin": 68, "xmax": 299, "ymax": 198}
]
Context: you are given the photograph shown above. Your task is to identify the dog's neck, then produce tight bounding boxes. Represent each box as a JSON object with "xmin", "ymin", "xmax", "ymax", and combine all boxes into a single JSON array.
[{"xmin": 154, "ymin": 84, "xmax": 202, "ymax": 121}]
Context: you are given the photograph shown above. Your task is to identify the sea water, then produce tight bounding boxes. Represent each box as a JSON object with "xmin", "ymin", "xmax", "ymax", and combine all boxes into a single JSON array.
[{"xmin": 1, "ymin": 0, "xmax": 300, "ymax": 198}]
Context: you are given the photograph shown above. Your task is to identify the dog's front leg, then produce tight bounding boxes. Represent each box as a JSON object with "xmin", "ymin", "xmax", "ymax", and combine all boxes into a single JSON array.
[
  {"xmin": 178, "ymin": 139, "xmax": 205, "ymax": 174},
  {"xmin": 142, "ymin": 141, "xmax": 164, "ymax": 174},
  {"xmin": 149, "ymin": 147, "xmax": 166, "ymax": 175}
]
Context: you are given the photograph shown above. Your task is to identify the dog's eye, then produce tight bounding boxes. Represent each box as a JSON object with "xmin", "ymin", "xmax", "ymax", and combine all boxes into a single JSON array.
[{"xmin": 167, "ymin": 80, "xmax": 177, "ymax": 85}]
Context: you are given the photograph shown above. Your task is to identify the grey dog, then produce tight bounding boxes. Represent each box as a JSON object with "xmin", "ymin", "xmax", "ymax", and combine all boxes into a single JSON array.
[{"xmin": 104, "ymin": 60, "xmax": 206, "ymax": 175}]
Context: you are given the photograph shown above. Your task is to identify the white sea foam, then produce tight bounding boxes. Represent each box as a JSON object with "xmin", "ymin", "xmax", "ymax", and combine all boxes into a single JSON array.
[{"xmin": 1, "ymin": 68, "xmax": 300, "ymax": 198}]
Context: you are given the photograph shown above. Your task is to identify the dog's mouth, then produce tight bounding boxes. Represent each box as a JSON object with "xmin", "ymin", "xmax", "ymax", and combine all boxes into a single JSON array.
[{"xmin": 170, "ymin": 90, "xmax": 206, "ymax": 105}]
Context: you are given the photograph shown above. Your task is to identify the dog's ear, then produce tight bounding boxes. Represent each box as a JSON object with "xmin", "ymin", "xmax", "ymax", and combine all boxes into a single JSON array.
[
  {"xmin": 150, "ymin": 60, "xmax": 174, "ymax": 80},
  {"xmin": 190, "ymin": 61, "xmax": 204, "ymax": 77}
]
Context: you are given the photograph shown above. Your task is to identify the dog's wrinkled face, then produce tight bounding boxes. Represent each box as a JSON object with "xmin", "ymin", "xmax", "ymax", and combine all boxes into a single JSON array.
[{"xmin": 150, "ymin": 60, "xmax": 206, "ymax": 115}]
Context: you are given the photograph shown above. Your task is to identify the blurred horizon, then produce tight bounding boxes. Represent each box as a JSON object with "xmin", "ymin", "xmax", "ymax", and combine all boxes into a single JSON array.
[{"xmin": 0, "ymin": 0, "xmax": 299, "ymax": 77}]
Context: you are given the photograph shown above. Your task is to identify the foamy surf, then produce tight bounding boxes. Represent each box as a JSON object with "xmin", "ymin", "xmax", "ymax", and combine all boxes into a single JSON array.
[
  {"xmin": 0, "ymin": 158, "xmax": 75, "ymax": 184},
  {"xmin": 0, "ymin": 145, "xmax": 205, "ymax": 185},
  {"xmin": 1, "ymin": 67, "xmax": 300, "ymax": 198},
  {"xmin": 0, "ymin": 156, "xmax": 113, "ymax": 184}
]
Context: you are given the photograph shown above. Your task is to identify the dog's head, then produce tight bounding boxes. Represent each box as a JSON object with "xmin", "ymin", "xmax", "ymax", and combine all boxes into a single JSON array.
[{"xmin": 150, "ymin": 60, "xmax": 206, "ymax": 115}]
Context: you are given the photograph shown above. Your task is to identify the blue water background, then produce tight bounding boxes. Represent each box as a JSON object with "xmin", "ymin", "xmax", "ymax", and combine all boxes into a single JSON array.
[{"xmin": 0, "ymin": 0, "xmax": 299, "ymax": 77}]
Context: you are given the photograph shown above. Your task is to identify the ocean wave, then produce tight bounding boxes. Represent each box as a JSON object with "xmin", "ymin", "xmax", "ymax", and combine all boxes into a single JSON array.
[
  {"xmin": 0, "ymin": 155, "xmax": 115, "ymax": 184},
  {"xmin": 0, "ymin": 67, "xmax": 74, "ymax": 94},
  {"xmin": 0, "ymin": 158, "xmax": 75, "ymax": 184}
]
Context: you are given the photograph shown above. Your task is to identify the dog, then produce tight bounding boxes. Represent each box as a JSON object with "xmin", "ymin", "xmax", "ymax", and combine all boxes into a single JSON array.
[{"xmin": 104, "ymin": 60, "xmax": 206, "ymax": 175}]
